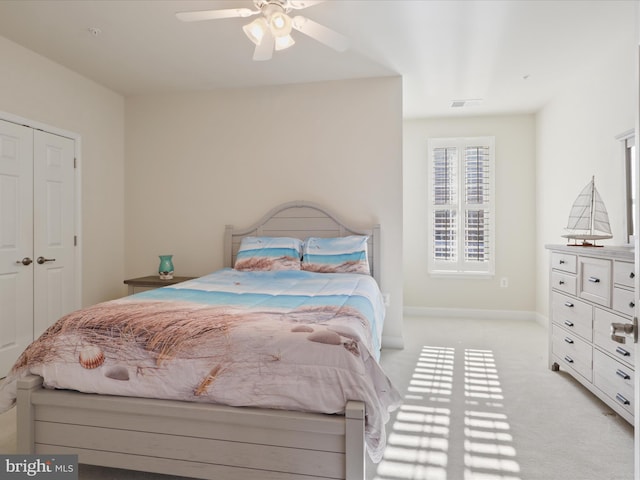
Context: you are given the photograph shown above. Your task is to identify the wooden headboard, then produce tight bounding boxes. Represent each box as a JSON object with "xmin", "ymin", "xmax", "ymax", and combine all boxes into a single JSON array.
[{"xmin": 224, "ymin": 201, "xmax": 381, "ymax": 285}]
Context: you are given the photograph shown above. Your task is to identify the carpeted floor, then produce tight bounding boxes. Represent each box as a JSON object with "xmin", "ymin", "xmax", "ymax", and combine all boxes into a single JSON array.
[
  {"xmin": 0, "ymin": 315, "xmax": 634, "ymax": 480},
  {"xmin": 370, "ymin": 316, "xmax": 633, "ymax": 480}
]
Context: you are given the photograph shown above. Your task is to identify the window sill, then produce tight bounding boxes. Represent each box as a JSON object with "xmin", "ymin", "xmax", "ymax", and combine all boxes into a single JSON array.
[{"xmin": 429, "ymin": 271, "xmax": 494, "ymax": 280}]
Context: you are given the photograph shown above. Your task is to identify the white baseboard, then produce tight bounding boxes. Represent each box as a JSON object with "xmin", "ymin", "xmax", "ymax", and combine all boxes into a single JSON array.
[
  {"xmin": 534, "ymin": 311, "xmax": 549, "ymax": 328},
  {"xmin": 403, "ymin": 306, "xmax": 540, "ymax": 322}
]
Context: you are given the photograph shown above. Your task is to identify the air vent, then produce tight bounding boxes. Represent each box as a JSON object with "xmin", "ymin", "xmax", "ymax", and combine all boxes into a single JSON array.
[{"xmin": 451, "ymin": 98, "xmax": 483, "ymax": 108}]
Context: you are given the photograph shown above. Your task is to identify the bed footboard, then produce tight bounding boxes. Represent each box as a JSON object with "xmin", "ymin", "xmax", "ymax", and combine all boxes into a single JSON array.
[{"xmin": 16, "ymin": 375, "xmax": 365, "ymax": 480}]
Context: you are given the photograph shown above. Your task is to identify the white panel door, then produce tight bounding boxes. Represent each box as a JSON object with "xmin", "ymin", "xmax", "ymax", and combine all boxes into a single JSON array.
[
  {"xmin": 0, "ymin": 120, "xmax": 34, "ymax": 376},
  {"xmin": 33, "ymin": 130, "xmax": 75, "ymax": 338}
]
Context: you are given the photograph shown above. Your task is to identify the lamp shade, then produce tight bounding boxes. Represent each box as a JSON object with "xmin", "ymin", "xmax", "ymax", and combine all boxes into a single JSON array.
[
  {"xmin": 242, "ymin": 17, "xmax": 269, "ymax": 45},
  {"xmin": 270, "ymin": 12, "xmax": 292, "ymax": 37},
  {"xmin": 275, "ymin": 34, "xmax": 295, "ymax": 51}
]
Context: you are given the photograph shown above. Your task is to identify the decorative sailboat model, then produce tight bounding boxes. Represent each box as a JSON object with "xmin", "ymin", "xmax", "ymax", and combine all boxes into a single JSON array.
[{"xmin": 563, "ymin": 176, "xmax": 613, "ymax": 246}]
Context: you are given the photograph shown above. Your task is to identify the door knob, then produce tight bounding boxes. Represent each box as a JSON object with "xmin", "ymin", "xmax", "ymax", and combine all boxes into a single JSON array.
[
  {"xmin": 36, "ymin": 256, "xmax": 56, "ymax": 264},
  {"xmin": 16, "ymin": 257, "xmax": 33, "ymax": 265}
]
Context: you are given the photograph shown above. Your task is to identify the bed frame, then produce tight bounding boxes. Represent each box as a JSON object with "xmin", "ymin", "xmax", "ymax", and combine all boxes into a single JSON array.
[{"xmin": 16, "ymin": 201, "xmax": 382, "ymax": 480}]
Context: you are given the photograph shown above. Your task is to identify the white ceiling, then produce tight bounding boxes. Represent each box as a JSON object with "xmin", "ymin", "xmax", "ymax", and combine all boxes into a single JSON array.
[{"xmin": 0, "ymin": 0, "xmax": 635, "ymax": 118}]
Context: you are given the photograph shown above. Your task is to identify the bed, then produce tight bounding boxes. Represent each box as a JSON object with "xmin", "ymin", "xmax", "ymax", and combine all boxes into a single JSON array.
[{"xmin": 1, "ymin": 201, "xmax": 399, "ymax": 480}]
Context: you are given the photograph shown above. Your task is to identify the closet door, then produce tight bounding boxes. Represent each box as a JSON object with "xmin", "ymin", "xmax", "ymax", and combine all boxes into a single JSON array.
[
  {"xmin": 0, "ymin": 120, "xmax": 34, "ymax": 374},
  {"xmin": 33, "ymin": 130, "xmax": 75, "ymax": 338}
]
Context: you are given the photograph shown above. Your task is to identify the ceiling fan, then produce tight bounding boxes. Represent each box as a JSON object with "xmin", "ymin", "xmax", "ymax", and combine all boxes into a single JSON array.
[{"xmin": 176, "ymin": 0, "xmax": 349, "ymax": 61}]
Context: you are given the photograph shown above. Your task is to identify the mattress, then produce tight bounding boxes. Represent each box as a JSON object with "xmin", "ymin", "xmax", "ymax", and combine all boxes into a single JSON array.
[{"xmin": 0, "ymin": 268, "xmax": 401, "ymax": 462}]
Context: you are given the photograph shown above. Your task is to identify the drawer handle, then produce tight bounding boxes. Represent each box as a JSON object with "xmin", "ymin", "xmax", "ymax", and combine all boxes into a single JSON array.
[
  {"xmin": 616, "ymin": 346, "xmax": 631, "ymax": 357},
  {"xmin": 559, "ymin": 260, "xmax": 565, "ymax": 265},
  {"xmin": 564, "ymin": 301, "xmax": 574, "ymax": 308},
  {"xmin": 564, "ymin": 355, "xmax": 574, "ymax": 364},
  {"xmin": 616, "ymin": 393, "xmax": 630, "ymax": 406},
  {"xmin": 588, "ymin": 276, "xmax": 600, "ymax": 283},
  {"xmin": 630, "ymin": 272, "xmax": 635, "ymax": 279},
  {"xmin": 564, "ymin": 337, "xmax": 574, "ymax": 344},
  {"xmin": 629, "ymin": 302, "xmax": 635, "ymax": 309},
  {"xmin": 559, "ymin": 280, "xmax": 565, "ymax": 285},
  {"xmin": 616, "ymin": 369, "xmax": 631, "ymax": 380},
  {"xmin": 564, "ymin": 320, "xmax": 574, "ymax": 327}
]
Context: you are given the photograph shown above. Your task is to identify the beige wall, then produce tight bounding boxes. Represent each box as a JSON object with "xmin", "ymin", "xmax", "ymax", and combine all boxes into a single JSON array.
[
  {"xmin": 404, "ymin": 114, "xmax": 536, "ymax": 314},
  {"xmin": 0, "ymin": 34, "xmax": 403, "ymax": 346},
  {"xmin": 535, "ymin": 31, "xmax": 637, "ymax": 323},
  {"xmin": 125, "ymin": 77, "xmax": 405, "ymax": 347},
  {"xmin": 0, "ymin": 35, "xmax": 125, "ymax": 307}
]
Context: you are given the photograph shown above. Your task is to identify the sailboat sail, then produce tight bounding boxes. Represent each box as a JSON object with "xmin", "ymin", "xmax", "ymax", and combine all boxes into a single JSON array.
[
  {"xmin": 563, "ymin": 176, "xmax": 612, "ymax": 245},
  {"xmin": 592, "ymin": 188, "xmax": 612, "ymax": 234},
  {"xmin": 566, "ymin": 182, "xmax": 595, "ymax": 230}
]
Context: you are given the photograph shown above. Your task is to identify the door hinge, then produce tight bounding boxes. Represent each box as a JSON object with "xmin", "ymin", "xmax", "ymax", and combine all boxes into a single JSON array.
[
  {"xmin": 74, "ymin": 158, "xmax": 77, "ymax": 169},
  {"xmin": 74, "ymin": 235, "xmax": 77, "ymax": 246}
]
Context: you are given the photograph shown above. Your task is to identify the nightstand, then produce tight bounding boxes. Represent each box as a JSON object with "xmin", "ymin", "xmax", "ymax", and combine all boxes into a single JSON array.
[{"xmin": 123, "ymin": 275, "xmax": 196, "ymax": 295}]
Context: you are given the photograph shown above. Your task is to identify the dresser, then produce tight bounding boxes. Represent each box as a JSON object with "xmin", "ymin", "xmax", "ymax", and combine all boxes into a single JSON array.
[{"xmin": 547, "ymin": 245, "xmax": 636, "ymax": 423}]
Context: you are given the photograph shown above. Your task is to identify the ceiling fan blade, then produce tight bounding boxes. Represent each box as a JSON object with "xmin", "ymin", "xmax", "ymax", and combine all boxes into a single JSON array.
[
  {"xmin": 253, "ymin": 30, "xmax": 275, "ymax": 61},
  {"xmin": 291, "ymin": 16, "xmax": 349, "ymax": 52},
  {"xmin": 288, "ymin": 0, "xmax": 325, "ymax": 9},
  {"xmin": 176, "ymin": 8, "xmax": 256, "ymax": 22}
]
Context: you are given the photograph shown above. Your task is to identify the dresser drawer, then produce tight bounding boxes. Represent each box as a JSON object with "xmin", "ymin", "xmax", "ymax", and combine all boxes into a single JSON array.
[
  {"xmin": 593, "ymin": 308, "xmax": 634, "ymax": 367},
  {"xmin": 614, "ymin": 260, "xmax": 635, "ymax": 289},
  {"xmin": 551, "ymin": 252, "xmax": 577, "ymax": 274},
  {"xmin": 552, "ymin": 325, "xmax": 592, "ymax": 382},
  {"xmin": 593, "ymin": 349, "xmax": 634, "ymax": 417},
  {"xmin": 551, "ymin": 291, "xmax": 592, "ymax": 341},
  {"xmin": 551, "ymin": 271, "xmax": 577, "ymax": 296},
  {"xmin": 612, "ymin": 286, "xmax": 636, "ymax": 317},
  {"xmin": 579, "ymin": 257, "xmax": 611, "ymax": 307}
]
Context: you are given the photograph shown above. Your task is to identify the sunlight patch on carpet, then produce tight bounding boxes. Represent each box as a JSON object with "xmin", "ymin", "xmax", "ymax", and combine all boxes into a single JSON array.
[{"xmin": 374, "ymin": 346, "xmax": 522, "ymax": 480}]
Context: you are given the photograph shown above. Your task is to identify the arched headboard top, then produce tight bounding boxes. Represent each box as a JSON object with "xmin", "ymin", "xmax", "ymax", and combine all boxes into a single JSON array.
[{"xmin": 224, "ymin": 201, "xmax": 381, "ymax": 284}]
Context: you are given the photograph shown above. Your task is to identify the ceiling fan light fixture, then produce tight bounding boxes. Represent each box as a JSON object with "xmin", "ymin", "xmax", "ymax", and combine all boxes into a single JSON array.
[
  {"xmin": 177, "ymin": 0, "xmax": 349, "ymax": 61},
  {"xmin": 275, "ymin": 34, "xmax": 295, "ymax": 51},
  {"xmin": 243, "ymin": 17, "xmax": 269, "ymax": 45},
  {"xmin": 270, "ymin": 12, "xmax": 293, "ymax": 37}
]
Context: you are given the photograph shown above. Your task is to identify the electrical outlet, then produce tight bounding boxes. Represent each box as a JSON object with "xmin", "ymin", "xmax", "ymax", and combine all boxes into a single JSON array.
[{"xmin": 500, "ymin": 277, "xmax": 509, "ymax": 288}]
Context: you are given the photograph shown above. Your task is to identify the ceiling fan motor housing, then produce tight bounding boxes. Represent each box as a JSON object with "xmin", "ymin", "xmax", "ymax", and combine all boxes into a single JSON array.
[{"xmin": 255, "ymin": 0, "xmax": 291, "ymax": 14}]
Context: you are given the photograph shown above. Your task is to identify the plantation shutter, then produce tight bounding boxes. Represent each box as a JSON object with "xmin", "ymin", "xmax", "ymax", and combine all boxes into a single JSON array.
[
  {"xmin": 464, "ymin": 145, "xmax": 491, "ymax": 263},
  {"xmin": 428, "ymin": 137, "xmax": 495, "ymax": 275},
  {"xmin": 433, "ymin": 147, "xmax": 457, "ymax": 261}
]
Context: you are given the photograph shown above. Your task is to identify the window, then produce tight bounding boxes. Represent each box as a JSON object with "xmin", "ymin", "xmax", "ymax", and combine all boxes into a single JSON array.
[{"xmin": 427, "ymin": 137, "xmax": 495, "ymax": 275}]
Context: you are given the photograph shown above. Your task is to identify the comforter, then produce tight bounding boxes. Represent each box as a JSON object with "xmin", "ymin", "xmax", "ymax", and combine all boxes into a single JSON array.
[{"xmin": 0, "ymin": 268, "xmax": 401, "ymax": 462}]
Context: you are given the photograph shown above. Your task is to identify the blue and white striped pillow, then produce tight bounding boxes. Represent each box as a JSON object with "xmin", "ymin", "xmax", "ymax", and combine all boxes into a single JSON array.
[
  {"xmin": 234, "ymin": 237, "xmax": 303, "ymax": 271},
  {"xmin": 302, "ymin": 236, "xmax": 370, "ymax": 275}
]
